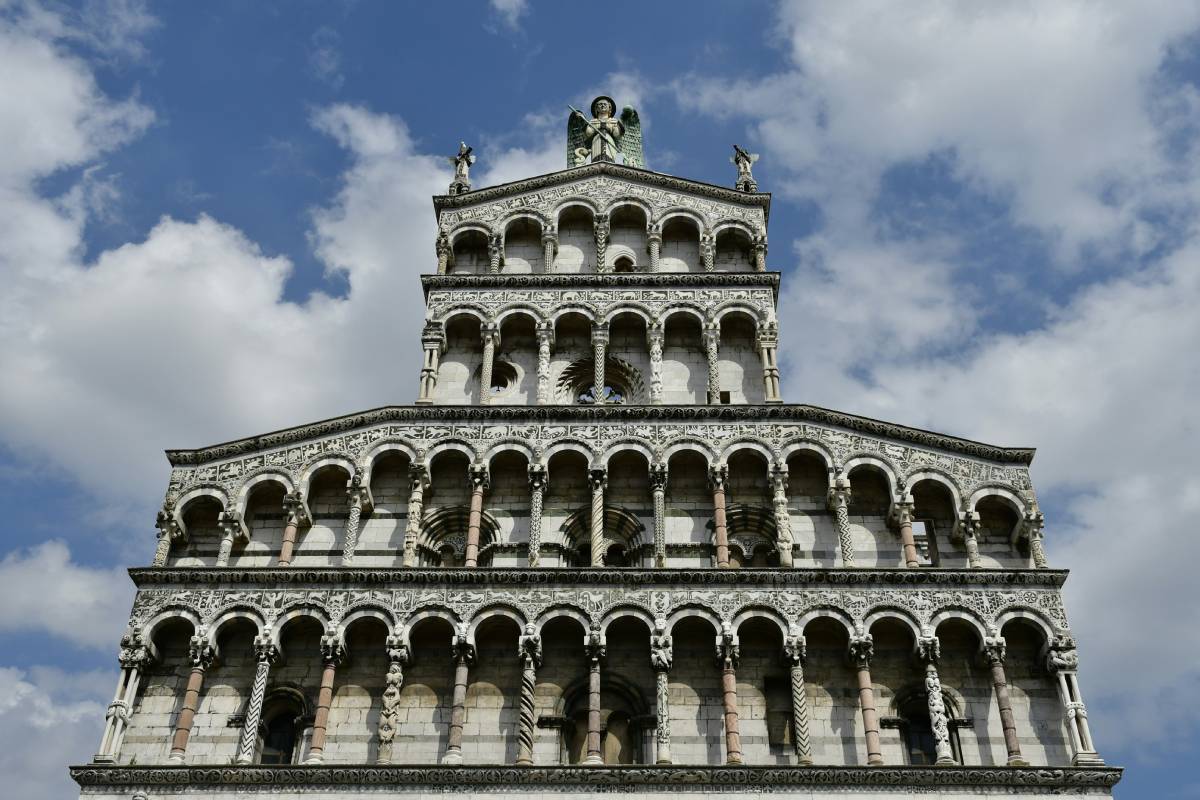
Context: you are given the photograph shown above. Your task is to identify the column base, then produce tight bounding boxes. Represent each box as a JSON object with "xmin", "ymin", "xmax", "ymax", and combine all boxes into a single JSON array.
[
  {"xmin": 867, "ymin": 756, "xmax": 884, "ymax": 766},
  {"xmin": 235, "ymin": 754, "xmax": 254, "ymax": 765},
  {"xmin": 935, "ymin": 756, "xmax": 957, "ymax": 766},
  {"xmin": 656, "ymin": 758, "xmax": 672, "ymax": 765},
  {"xmin": 167, "ymin": 753, "xmax": 185, "ymax": 764},
  {"xmin": 304, "ymin": 755, "xmax": 324, "ymax": 765},
  {"xmin": 414, "ymin": 399, "xmax": 434, "ymax": 406},
  {"xmin": 583, "ymin": 755, "xmax": 603, "ymax": 765},
  {"xmin": 91, "ymin": 754, "xmax": 115, "ymax": 764},
  {"xmin": 797, "ymin": 756, "xmax": 813, "ymax": 766},
  {"xmin": 1072, "ymin": 751, "xmax": 1106, "ymax": 766},
  {"xmin": 765, "ymin": 398, "xmax": 783, "ymax": 405},
  {"xmin": 441, "ymin": 750, "xmax": 463, "ymax": 765},
  {"xmin": 1006, "ymin": 756, "xmax": 1030, "ymax": 766}
]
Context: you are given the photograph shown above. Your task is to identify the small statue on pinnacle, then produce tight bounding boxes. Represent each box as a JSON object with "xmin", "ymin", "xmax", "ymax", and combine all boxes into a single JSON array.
[
  {"xmin": 448, "ymin": 141, "xmax": 475, "ymax": 195},
  {"xmin": 731, "ymin": 144, "xmax": 759, "ymax": 192}
]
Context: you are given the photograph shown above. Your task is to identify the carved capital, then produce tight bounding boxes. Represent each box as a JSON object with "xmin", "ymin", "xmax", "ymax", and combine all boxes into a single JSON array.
[
  {"xmin": 649, "ymin": 462, "xmax": 668, "ymax": 490},
  {"xmin": 588, "ymin": 468, "xmax": 607, "ymax": 492},
  {"xmin": 983, "ymin": 636, "xmax": 1007, "ymax": 666},
  {"xmin": 385, "ymin": 635, "xmax": 411, "ymax": 665},
  {"xmin": 918, "ymin": 635, "xmax": 941, "ymax": 665},
  {"xmin": 528, "ymin": 463, "xmax": 548, "ymax": 491},
  {"xmin": 451, "ymin": 632, "xmax": 476, "ymax": 665},
  {"xmin": 118, "ymin": 632, "xmax": 152, "ymax": 669},
  {"xmin": 253, "ymin": 636, "xmax": 280, "ymax": 665},
  {"xmin": 591, "ymin": 323, "xmax": 610, "ymax": 346},
  {"xmin": 480, "ymin": 322, "xmax": 500, "ymax": 348},
  {"xmin": 468, "ymin": 463, "xmax": 490, "ymax": 491},
  {"xmin": 320, "ymin": 635, "xmax": 346, "ymax": 666},
  {"xmin": 421, "ymin": 320, "xmax": 447, "ymax": 350},
  {"xmin": 216, "ymin": 511, "xmax": 248, "ymax": 543},
  {"xmin": 408, "ymin": 464, "xmax": 429, "ymax": 493},
  {"xmin": 769, "ymin": 464, "xmax": 789, "ymax": 496},
  {"xmin": 708, "ymin": 464, "xmax": 728, "ymax": 491},
  {"xmin": 519, "ymin": 625, "xmax": 543, "ymax": 668},
  {"xmin": 1045, "ymin": 635, "xmax": 1079, "ymax": 674},
  {"xmin": 188, "ymin": 637, "xmax": 216, "ymax": 669},
  {"xmin": 848, "ymin": 634, "xmax": 873, "ymax": 669},
  {"xmin": 783, "ymin": 634, "xmax": 806, "ymax": 666},
  {"xmin": 585, "ymin": 626, "xmax": 606, "ymax": 662},
  {"xmin": 891, "ymin": 500, "xmax": 915, "ymax": 527},
  {"xmin": 716, "ymin": 625, "xmax": 739, "ymax": 668},
  {"xmin": 346, "ymin": 473, "xmax": 372, "ymax": 511},
  {"xmin": 282, "ymin": 491, "xmax": 309, "ymax": 526},
  {"xmin": 650, "ymin": 619, "xmax": 673, "ymax": 671}
]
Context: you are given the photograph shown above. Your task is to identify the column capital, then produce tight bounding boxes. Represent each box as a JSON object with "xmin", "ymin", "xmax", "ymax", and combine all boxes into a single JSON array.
[
  {"xmin": 783, "ymin": 633, "xmax": 806, "ymax": 666},
  {"xmin": 891, "ymin": 498, "xmax": 915, "ymax": 526},
  {"xmin": 708, "ymin": 463, "xmax": 728, "ymax": 490},
  {"xmin": 346, "ymin": 473, "xmax": 373, "ymax": 512},
  {"xmin": 216, "ymin": 510, "xmax": 249, "ymax": 543},
  {"xmin": 188, "ymin": 637, "xmax": 217, "ymax": 669},
  {"xmin": 468, "ymin": 462, "xmax": 490, "ymax": 491},
  {"xmin": 408, "ymin": 463, "xmax": 429, "ymax": 490},
  {"xmin": 848, "ymin": 634, "xmax": 873, "ymax": 668},
  {"xmin": 1045, "ymin": 635, "xmax": 1079, "ymax": 674},
  {"xmin": 253, "ymin": 636, "xmax": 281, "ymax": 665},
  {"xmin": 481, "ymin": 321, "xmax": 500, "ymax": 347},
  {"xmin": 827, "ymin": 482, "xmax": 852, "ymax": 509},
  {"xmin": 983, "ymin": 636, "xmax": 1007, "ymax": 665},
  {"xmin": 536, "ymin": 320, "xmax": 555, "ymax": 344},
  {"xmin": 755, "ymin": 327, "xmax": 778, "ymax": 350},
  {"xmin": 917, "ymin": 635, "xmax": 941, "ymax": 665},
  {"xmin": 435, "ymin": 229, "xmax": 451, "ymax": 255},
  {"xmin": 320, "ymin": 635, "xmax": 346, "ymax": 667},
  {"xmin": 703, "ymin": 322, "xmax": 721, "ymax": 346},
  {"xmin": 591, "ymin": 322, "xmax": 610, "ymax": 345},
  {"xmin": 650, "ymin": 620, "xmax": 673, "ymax": 671},
  {"xmin": 958, "ymin": 509, "xmax": 980, "ymax": 534},
  {"xmin": 649, "ymin": 462, "xmax": 668, "ymax": 489},
  {"xmin": 716, "ymin": 625, "xmax": 739, "ymax": 668},
  {"xmin": 421, "ymin": 320, "xmax": 446, "ymax": 349},
  {"xmin": 451, "ymin": 632, "xmax": 477, "ymax": 665},
  {"xmin": 117, "ymin": 632, "xmax": 152, "ymax": 669},
  {"xmin": 528, "ymin": 462, "xmax": 548, "ymax": 489},
  {"xmin": 769, "ymin": 463, "xmax": 789, "ymax": 493},
  {"xmin": 585, "ymin": 626, "xmax": 606, "ymax": 662},
  {"xmin": 282, "ymin": 491, "xmax": 310, "ymax": 526},
  {"xmin": 1023, "ymin": 510, "xmax": 1046, "ymax": 539},
  {"xmin": 519, "ymin": 624, "xmax": 543, "ymax": 668},
  {"xmin": 593, "ymin": 215, "xmax": 610, "ymax": 235},
  {"xmin": 647, "ymin": 321, "xmax": 664, "ymax": 343},
  {"xmin": 540, "ymin": 227, "xmax": 558, "ymax": 245},
  {"xmin": 587, "ymin": 467, "xmax": 607, "ymax": 491},
  {"xmin": 155, "ymin": 507, "xmax": 184, "ymax": 540},
  {"xmin": 385, "ymin": 634, "xmax": 411, "ymax": 665}
]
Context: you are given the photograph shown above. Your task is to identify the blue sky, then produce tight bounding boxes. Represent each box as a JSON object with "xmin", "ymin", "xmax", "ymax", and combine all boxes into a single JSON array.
[{"xmin": 1, "ymin": 1, "xmax": 1198, "ymax": 796}]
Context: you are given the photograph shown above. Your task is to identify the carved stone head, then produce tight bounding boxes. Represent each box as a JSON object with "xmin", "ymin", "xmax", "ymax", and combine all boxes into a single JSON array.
[{"xmin": 591, "ymin": 96, "xmax": 616, "ymax": 120}]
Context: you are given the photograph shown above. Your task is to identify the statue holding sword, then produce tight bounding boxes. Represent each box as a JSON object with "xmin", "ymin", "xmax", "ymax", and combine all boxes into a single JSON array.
[{"xmin": 567, "ymin": 96, "xmax": 644, "ymax": 168}]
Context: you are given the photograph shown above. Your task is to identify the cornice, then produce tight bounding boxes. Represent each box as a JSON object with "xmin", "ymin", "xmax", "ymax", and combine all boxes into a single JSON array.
[
  {"xmin": 165, "ymin": 404, "xmax": 1036, "ymax": 467},
  {"xmin": 422, "ymin": 271, "xmax": 781, "ymax": 297},
  {"xmin": 129, "ymin": 566, "xmax": 1068, "ymax": 589},
  {"xmin": 433, "ymin": 161, "xmax": 772, "ymax": 221},
  {"xmin": 70, "ymin": 763, "xmax": 1122, "ymax": 790}
]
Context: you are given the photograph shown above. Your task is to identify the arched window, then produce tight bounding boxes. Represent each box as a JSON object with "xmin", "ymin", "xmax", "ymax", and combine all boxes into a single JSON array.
[
  {"xmin": 895, "ymin": 691, "xmax": 960, "ymax": 765},
  {"xmin": 613, "ymin": 255, "xmax": 635, "ymax": 273},
  {"xmin": 258, "ymin": 690, "xmax": 309, "ymax": 764}
]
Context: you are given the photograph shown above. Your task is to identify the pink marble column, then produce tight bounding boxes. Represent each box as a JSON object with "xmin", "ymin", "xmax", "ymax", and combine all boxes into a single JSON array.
[{"xmin": 168, "ymin": 639, "xmax": 215, "ymax": 763}]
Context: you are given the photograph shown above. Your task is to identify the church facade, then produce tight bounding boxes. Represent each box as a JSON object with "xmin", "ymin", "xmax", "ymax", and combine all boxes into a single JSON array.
[{"xmin": 73, "ymin": 99, "xmax": 1120, "ymax": 799}]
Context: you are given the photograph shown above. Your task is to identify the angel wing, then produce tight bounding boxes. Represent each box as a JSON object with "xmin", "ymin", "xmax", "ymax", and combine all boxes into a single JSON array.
[
  {"xmin": 567, "ymin": 111, "xmax": 589, "ymax": 168},
  {"xmin": 619, "ymin": 106, "xmax": 645, "ymax": 168}
]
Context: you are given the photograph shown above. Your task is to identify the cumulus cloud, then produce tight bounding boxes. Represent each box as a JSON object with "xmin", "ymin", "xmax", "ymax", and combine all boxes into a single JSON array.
[{"xmin": 489, "ymin": 0, "xmax": 529, "ymax": 31}]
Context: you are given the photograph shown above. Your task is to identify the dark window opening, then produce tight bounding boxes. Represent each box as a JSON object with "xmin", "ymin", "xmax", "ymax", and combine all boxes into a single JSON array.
[
  {"xmin": 719, "ymin": 390, "xmax": 732, "ymax": 404},
  {"xmin": 913, "ymin": 519, "xmax": 941, "ymax": 566},
  {"xmin": 260, "ymin": 709, "xmax": 300, "ymax": 764},
  {"xmin": 614, "ymin": 256, "xmax": 635, "ymax": 273}
]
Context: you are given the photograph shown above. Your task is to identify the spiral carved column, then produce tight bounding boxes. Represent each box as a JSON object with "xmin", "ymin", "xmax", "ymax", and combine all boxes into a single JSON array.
[
  {"xmin": 376, "ymin": 637, "xmax": 409, "ymax": 765},
  {"xmin": 516, "ymin": 627, "xmax": 542, "ymax": 765},
  {"xmin": 829, "ymin": 479, "xmax": 855, "ymax": 567},
  {"xmin": 527, "ymin": 464, "xmax": 547, "ymax": 567},
  {"xmin": 650, "ymin": 463, "xmax": 667, "ymax": 568},
  {"xmin": 588, "ymin": 469, "xmax": 607, "ymax": 567},
  {"xmin": 236, "ymin": 638, "xmax": 279, "ymax": 764},
  {"xmin": 783, "ymin": 634, "xmax": 813, "ymax": 765}
]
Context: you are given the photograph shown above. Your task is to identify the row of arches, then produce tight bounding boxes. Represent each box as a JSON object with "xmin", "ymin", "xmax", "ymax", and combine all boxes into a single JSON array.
[
  {"xmin": 438, "ymin": 203, "xmax": 766, "ymax": 275},
  {"xmin": 110, "ymin": 604, "xmax": 1079, "ymax": 768}
]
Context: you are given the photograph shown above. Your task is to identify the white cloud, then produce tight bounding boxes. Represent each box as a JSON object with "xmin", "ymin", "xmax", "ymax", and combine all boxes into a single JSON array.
[
  {"xmin": 309, "ymin": 26, "xmax": 344, "ymax": 89},
  {"xmin": 0, "ymin": 542, "xmax": 131, "ymax": 649},
  {"xmin": 489, "ymin": 0, "xmax": 529, "ymax": 31}
]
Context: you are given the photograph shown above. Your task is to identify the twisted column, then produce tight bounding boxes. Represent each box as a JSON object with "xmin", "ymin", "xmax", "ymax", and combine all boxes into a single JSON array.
[
  {"xmin": 894, "ymin": 500, "xmax": 919, "ymax": 568},
  {"xmin": 535, "ymin": 323, "xmax": 553, "ymax": 405},
  {"xmin": 584, "ymin": 628, "xmax": 605, "ymax": 765},
  {"xmin": 710, "ymin": 465, "xmax": 731, "ymax": 568},
  {"xmin": 647, "ymin": 226, "xmax": 662, "ymax": 272},
  {"xmin": 95, "ymin": 634, "xmax": 150, "ymax": 762},
  {"xmin": 376, "ymin": 636, "xmax": 409, "ymax": 764},
  {"xmin": 152, "ymin": 509, "xmax": 181, "ymax": 567},
  {"xmin": 918, "ymin": 637, "xmax": 956, "ymax": 765},
  {"xmin": 700, "ymin": 230, "xmax": 715, "ymax": 272},
  {"xmin": 168, "ymin": 638, "xmax": 215, "ymax": 763},
  {"xmin": 436, "ymin": 230, "xmax": 450, "ymax": 274},
  {"xmin": 236, "ymin": 638, "xmax": 279, "ymax": 764},
  {"xmin": 849, "ymin": 635, "xmax": 883, "ymax": 766},
  {"xmin": 1046, "ymin": 639, "xmax": 1104, "ymax": 766},
  {"xmin": 1025, "ymin": 512, "xmax": 1049, "ymax": 568},
  {"xmin": 487, "ymin": 234, "xmax": 502, "ymax": 274},
  {"xmin": 703, "ymin": 323, "xmax": 721, "ymax": 404},
  {"xmin": 717, "ymin": 627, "xmax": 742, "ymax": 764},
  {"xmin": 753, "ymin": 234, "xmax": 767, "ymax": 272},
  {"xmin": 402, "ymin": 465, "xmax": 427, "ymax": 567},
  {"xmin": 591, "ymin": 324, "xmax": 608, "ymax": 404},
  {"xmin": 650, "ymin": 463, "xmax": 668, "ymax": 568},
  {"xmin": 647, "ymin": 323, "xmax": 664, "ymax": 404},
  {"xmin": 541, "ymin": 229, "xmax": 557, "ymax": 273},
  {"xmin": 516, "ymin": 626, "xmax": 542, "ymax": 765},
  {"xmin": 960, "ymin": 512, "xmax": 982, "ymax": 568},
  {"xmin": 983, "ymin": 637, "xmax": 1026, "ymax": 766},
  {"xmin": 594, "ymin": 216, "xmax": 610, "ymax": 272},
  {"xmin": 770, "ymin": 465, "xmax": 794, "ymax": 567},
  {"xmin": 588, "ymin": 469, "xmax": 607, "ymax": 567},
  {"xmin": 527, "ymin": 464, "xmax": 547, "ymax": 567},
  {"xmin": 464, "ymin": 464, "xmax": 489, "ymax": 567},
  {"xmin": 278, "ymin": 492, "xmax": 307, "ymax": 566},
  {"xmin": 342, "ymin": 475, "xmax": 370, "ymax": 566},
  {"xmin": 442, "ymin": 633, "xmax": 475, "ymax": 764},
  {"xmin": 828, "ymin": 477, "xmax": 855, "ymax": 567},
  {"xmin": 650, "ymin": 620, "xmax": 673, "ymax": 764},
  {"xmin": 479, "ymin": 323, "xmax": 499, "ymax": 404},
  {"xmin": 418, "ymin": 322, "xmax": 445, "ymax": 404},
  {"xmin": 305, "ymin": 636, "xmax": 345, "ymax": 764},
  {"xmin": 783, "ymin": 634, "xmax": 813, "ymax": 764}
]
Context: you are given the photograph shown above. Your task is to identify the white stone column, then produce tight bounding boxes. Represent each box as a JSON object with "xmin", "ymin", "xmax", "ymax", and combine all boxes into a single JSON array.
[
  {"xmin": 783, "ymin": 634, "xmax": 813, "ymax": 765},
  {"xmin": 591, "ymin": 323, "xmax": 608, "ymax": 404},
  {"xmin": 235, "ymin": 637, "xmax": 279, "ymax": 764},
  {"xmin": 527, "ymin": 464, "xmax": 547, "ymax": 567},
  {"xmin": 650, "ymin": 462, "xmax": 668, "ymax": 567},
  {"xmin": 647, "ymin": 323, "xmax": 664, "ymax": 404},
  {"xmin": 488, "ymin": 233, "xmax": 503, "ymax": 274},
  {"xmin": 770, "ymin": 465, "xmax": 794, "ymax": 567},
  {"xmin": 341, "ymin": 474, "xmax": 371, "ymax": 566},
  {"xmin": 516, "ymin": 626, "xmax": 542, "ymax": 765},
  {"xmin": 583, "ymin": 628, "xmax": 605, "ymax": 764},
  {"xmin": 215, "ymin": 511, "xmax": 245, "ymax": 568},
  {"xmin": 152, "ymin": 508, "xmax": 182, "ymax": 567},
  {"xmin": 402, "ymin": 465, "xmax": 427, "ymax": 567},
  {"xmin": 588, "ymin": 468, "xmax": 607, "ymax": 567},
  {"xmin": 417, "ymin": 322, "xmax": 445, "ymax": 404},
  {"xmin": 756, "ymin": 324, "xmax": 782, "ymax": 403},
  {"xmin": 436, "ymin": 230, "xmax": 450, "ymax": 275},
  {"xmin": 541, "ymin": 228, "xmax": 557, "ymax": 273},
  {"xmin": 535, "ymin": 322, "xmax": 553, "ymax": 405},
  {"xmin": 828, "ymin": 476, "xmax": 855, "ymax": 567},
  {"xmin": 94, "ymin": 634, "xmax": 151, "ymax": 763},
  {"xmin": 647, "ymin": 225, "xmax": 662, "ymax": 272},
  {"xmin": 918, "ymin": 636, "xmax": 956, "ymax": 765},
  {"xmin": 442, "ymin": 632, "xmax": 475, "ymax": 764},
  {"xmin": 700, "ymin": 229, "xmax": 715, "ymax": 272},
  {"xmin": 479, "ymin": 322, "xmax": 499, "ymax": 405},
  {"xmin": 650, "ymin": 620, "xmax": 673, "ymax": 763},
  {"xmin": 1046, "ymin": 639, "xmax": 1105, "ymax": 766},
  {"xmin": 376, "ymin": 636, "xmax": 409, "ymax": 764},
  {"xmin": 753, "ymin": 234, "xmax": 767, "ymax": 272},
  {"xmin": 893, "ymin": 499, "xmax": 920, "ymax": 568},
  {"xmin": 594, "ymin": 215, "xmax": 610, "ymax": 273},
  {"xmin": 959, "ymin": 511, "xmax": 982, "ymax": 568},
  {"xmin": 1024, "ymin": 511, "xmax": 1049, "ymax": 568},
  {"xmin": 704, "ymin": 322, "xmax": 721, "ymax": 404}
]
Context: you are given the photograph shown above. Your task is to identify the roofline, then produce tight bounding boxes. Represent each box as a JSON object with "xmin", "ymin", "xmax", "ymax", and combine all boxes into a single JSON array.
[
  {"xmin": 165, "ymin": 403, "xmax": 1035, "ymax": 467},
  {"xmin": 432, "ymin": 161, "xmax": 772, "ymax": 222}
]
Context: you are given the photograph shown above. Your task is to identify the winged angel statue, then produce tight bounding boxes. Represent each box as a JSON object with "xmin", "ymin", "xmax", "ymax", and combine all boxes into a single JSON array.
[{"xmin": 567, "ymin": 96, "xmax": 644, "ymax": 168}]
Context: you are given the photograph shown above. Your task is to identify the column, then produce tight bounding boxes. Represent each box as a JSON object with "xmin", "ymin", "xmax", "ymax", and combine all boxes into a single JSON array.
[
  {"xmin": 783, "ymin": 634, "xmax": 813, "ymax": 765},
  {"xmin": 650, "ymin": 463, "xmax": 668, "ymax": 568},
  {"xmin": 168, "ymin": 638, "xmax": 216, "ymax": 763},
  {"xmin": 647, "ymin": 323, "xmax": 664, "ymax": 404},
  {"xmin": 152, "ymin": 509, "xmax": 181, "ymax": 567},
  {"xmin": 376, "ymin": 636, "xmax": 409, "ymax": 765},
  {"xmin": 1025, "ymin": 512, "xmax": 1049, "ymax": 568},
  {"xmin": 527, "ymin": 464, "xmax": 547, "ymax": 567},
  {"xmin": 444, "ymin": 633, "xmax": 475, "ymax": 767},
  {"xmin": 235, "ymin": 637, "xmax": 279, "ymax": 764},
  {"xmin": 436, "ymin": 230, "xmax": 450, "ymax": 275},
  {"xmin": 488, "ymin": 233, "xmax": 502, "ymax": 274},
  {"xmin": 983, "ymin": 637, "xmax": 1027, "ymax": 766},
  {"xmin": 1046, "ymin": 640, "xmax": 1104, "ymax": 766},
  {"xmin": 591, "ymin": 323, "xmax": 608, "ymax": 404},
  {"xmin": 516, "ymin": 625, "xmax": 542, "ymax": 765},
  {"xmin": 918, "ymin": 637, "xmax": 956, "ymax": 765},
  {"xmin": 216, "ymin": 512, "xmax": 245, "ymax": 567},
  {"xmin": 278, "ymin": 492, "xmax": 307, "ymax": 566},
  {"xmin": 479, "ymin": 322, "xmax": 499, "ymax": 405},
  {"xmin": 95, "ymin": 635, "xmax": 150, "ymax": 762},
  {"xmin": 588, "ymin": 468, "xmax": 607, "ymax": 567},
  {"xmin": 594, "ymin": 215, "xmax": 610, "ymax": 272},
  {"xmin": 417, "ymin": 322, "xmax": 445, "ymax": 404},
  {"xmin": 541, "ymin": 228, "xmax": 557, "ymax": 273},
  {"xmin": 650, "ymin": 620, "xmax": 673, "ymax": 763},
  {"xmin": 305, "ymin": 636, "xmax": 345, "ymax": 764},
  {"xmin": 770, "ymin": 465, "xmax": 794, "ymax": 567},
  {"xmin": 756, "ymin": 325, "xmax": 782, "ymax": 403},
  {"xmin": 535, "ymin": 322, "xmax": 553, "ymax": 405},
  {"xmin": 959, "ymin": 511, "xmax": 982, "ymax": 568},
  {"xmin": 828, "ymin": 477, "xmax": 855, "ymax": 567},
  {"xmin": 583, "ymin": 628, "xmax": 605, "ymax": 764},
  {"xmin": 710, "ymin": 465, "xmax": 731, "ymax": 568},
  {"xmin": 894, "ymin": 500, "xmax": 920, "ymax": 568},
  {"xmin": 700, "ymin": 230, "xmax": 715, "ymax": 272},
  {"xmin": 717, "ymin": 627, "xmax": 742, "ymax": 764},
  {"xmin": 752, "ymin": 234, "xmax": 767, "ymax": 272},
  {"xmin": 647, "ymin": 225, "xmax": 662, "ymax": 272},
  {"xmin": 464, "ymin": 463, "xmax": 489, "ymax": 567},
  {"xmin": 703, "ymin": 323, "xmax": 721, "ymax": 404},
  {"xmin": 342, "ymin": 475, "xmax": 370, "ymax": 565},
  {"xmin": 849, "ymin": 634, "xmax": 883, "ymax": 766},
  {"xmin": 402, "ymin": 465, "xmax": 427, "ymax": 567}
]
